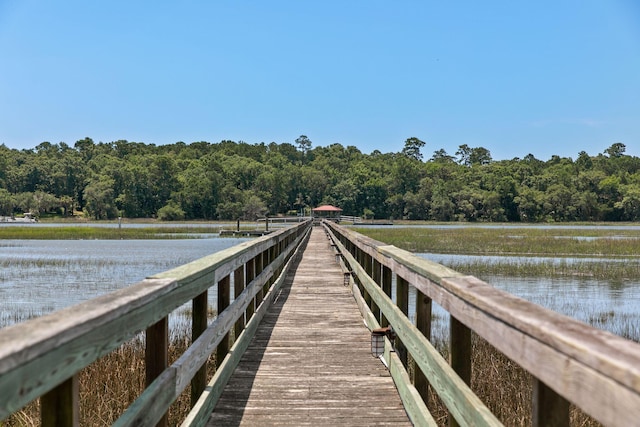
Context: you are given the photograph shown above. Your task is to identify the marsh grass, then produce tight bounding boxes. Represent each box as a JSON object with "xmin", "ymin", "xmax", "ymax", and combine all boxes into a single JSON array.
[
  {"xmin": 2, "ymin": 325, "xmax": 211, "ymax": 427},
  {"xmin": 415, "ymin": 336, "xmax": 601, "ymax": 426},
  {"xmin": 443, "ymin": 258, "xmax": 640, "ymax": 280},
  {"xmin": 356, "ymin": 226, "xmax": 640, "ymax": 257},
  {"xmin": 6, "ymin": 328, "xmax": 602, "ymax": 427}
]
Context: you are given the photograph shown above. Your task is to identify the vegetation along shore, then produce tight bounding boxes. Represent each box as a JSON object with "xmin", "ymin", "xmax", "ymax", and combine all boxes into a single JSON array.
[{"xmin": 0, "ymin": 138, "xmax": 638, "ymax": 223}]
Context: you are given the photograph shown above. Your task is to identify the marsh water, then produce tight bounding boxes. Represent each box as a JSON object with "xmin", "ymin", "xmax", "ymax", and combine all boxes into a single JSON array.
[
  {"xmin": 417, "ymin": 253, "xmax": 640, "ymax": 343},
  {"xmin": 0, "ymin": 236, "xmax": 249, "ymax": 328},
  {"xmin": 1, "ymin": 224, "xmax": 639, "ymax": 343}
]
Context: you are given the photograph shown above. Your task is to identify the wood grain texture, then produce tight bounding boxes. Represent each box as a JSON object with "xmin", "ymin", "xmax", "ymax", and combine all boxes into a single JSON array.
[
  {"xmin": 207, "ymin": 227, "xmax": 411, "ymax": 426},
  {"xmin": 326, "ymin": 222, "xmax": 640, "ymax": 427},
  {"xmin": 0, "ymin": 221, "xmax": 310, "ymax": 421},
  {"xmin": 331, "ymin": 231, "xmax": 502, "ymax": 427},
  {"xmin": 181, "ymin": 230, "xmax": 309, "ymax": 427}
]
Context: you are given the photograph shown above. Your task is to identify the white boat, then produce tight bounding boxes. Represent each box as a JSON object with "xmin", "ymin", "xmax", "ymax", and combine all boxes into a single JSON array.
[{"xmin": 0, "ymin": 213, "xmax": 37, "ymax": 223}]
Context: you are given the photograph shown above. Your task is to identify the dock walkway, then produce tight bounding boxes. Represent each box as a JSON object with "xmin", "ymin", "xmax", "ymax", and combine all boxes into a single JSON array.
[{"xmin": 208, "ymin": 227, "xmax": 410, "ymax": 426}]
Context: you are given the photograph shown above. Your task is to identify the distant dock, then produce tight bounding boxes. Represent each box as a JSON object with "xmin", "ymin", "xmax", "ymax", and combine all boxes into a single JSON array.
[
  {"xmin": 353, "ymin": 220, "xmax": 394, "ymax": 226},
  {"xmin": 219, "ymin": 229, "xmax": 274, "ymax": 237}
]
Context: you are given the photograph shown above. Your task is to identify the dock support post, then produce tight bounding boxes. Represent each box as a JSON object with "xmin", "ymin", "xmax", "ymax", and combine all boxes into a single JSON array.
[
  {"xmin": 245, "ymin": 258, "xmax": 256, "ymax": 322},
  {"xmin": 371, "ymin": 258, "xmax": 382, "ymax": 322},
  {"xmin": 396, "ymin": 276, "xmax": 409, "ymax": 367},
  {"xmin": 191, "ymin": 290, "xmax": 208, "ymax": 406},
  {"xmin": 381, "ymin": 266, "xmax": 392, "ymax": 327},
  {"xmin": 41, "ymin": 375, "xmax": 79, "ymax": 427},
  {"xmin": 234, "ymin": 265, "xmax": 246, "ymax": 342},
  {"xmin": 146, "ymin": 317, "xmax": 168, "ymax": 427},
  {"xmin": 415, "ymin": 291, "xmax": 432, "ymax": 405},
  {"xmin": 532, "ymin": 378, "xmax": 569, "ymax": 427},
  {"xmin": 449, "ymin": 316, "xmax": 471, "ymax": 427},
  {"xmin": 217, "ymin": 275, "xmax": 231, "ymax": 365}
]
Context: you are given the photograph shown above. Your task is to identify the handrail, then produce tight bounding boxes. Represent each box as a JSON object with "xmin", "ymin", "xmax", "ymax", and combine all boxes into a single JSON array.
[
  {"xmin": 0, "ymin": 220, "xmax": 312, "ymax": 426},
  {"xmin": 324, "ymin": 220, "xmax": 640, "ymax": 427}
]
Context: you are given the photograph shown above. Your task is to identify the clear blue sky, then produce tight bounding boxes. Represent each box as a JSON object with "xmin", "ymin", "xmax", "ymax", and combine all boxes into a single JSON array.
[{"xmin": 1, "ymin": 1, "xmax": 639, "ymax": 161}]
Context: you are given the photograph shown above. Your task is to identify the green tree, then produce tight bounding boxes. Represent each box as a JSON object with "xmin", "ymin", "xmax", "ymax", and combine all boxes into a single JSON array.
[
  {"xmin": 83, "ymin": 178, "xmax": 118, "ymax": 219},
  {"xmin": 401, "ymin": 137, "xmax": 426, "ymax": 161},
  {"xmin": 615, "ymin": 185, "xmax": 640, "ymax": 220},
  {"xmin": 157, "ymin": 201, "xmax": 186, "ymax": 221},
  {"xmin": 430, "ymin": 148, "xmax": 455, "ymax": 163},
  {"xmin": 295, "ymin": 135, "xmax": 312, "ymax": 163},
  {"xmin": 0, "ymin": 188, "xmax": 13, "ymax": 215},
  {"xmin": 604, "ymin": 142, "xmax": 626, "ymax": 158}
]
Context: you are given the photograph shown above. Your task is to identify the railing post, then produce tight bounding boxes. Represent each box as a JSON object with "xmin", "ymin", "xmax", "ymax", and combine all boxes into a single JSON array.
[
  {"xmin": 191, "ymin": 290, "xmax": 208, "ymax": 406},
  {"xmin": 41, "ymin": 375, "xmax": 79, "ymax": 427},
  {"xmin": 263, "ymin": 247, "xmax": 274, "ymax": 294},
  {"xmin": 234, "ymin": 264, "xmax": 246, "ymax": 342},
  {"xmin": 380, "ymin": 266, "xmax": 392, "ymax": 327},
  {"xmin": 255, "ymin": 253, "xmax": 264, "ymax": 305},
  {"xmin": 146, "ymin": 317, "xmax": 168, "ymax": 427},
  {"xmin": 449, "ymin": 316, "xmax": 471, "ymax": 427},
  {"xmin": 217, "ymin": 275, "xmax": 231, "ymax": 365},
  {"xmin": 355, "ymin": 247, "xmax": 366, "ymax": 296},
  {"xmin": 415, "ymin": 290, "xmax": 432, "ymax": 404},
  {"xmin": 396, "ymin": 275, "xmax": 409, "ymax": 367},
  {"xmin": 532, "ymin": 378, "xmax": 570, "ymax": 427},
  {"xmin": 363, "ymin": 253, "xmax": 373, "ymax": 310},
  {"xmin": 245, "ymin": 258, "xmax": 256, "ymax": 322},
  {"xmin": 371, "ymin": 258, "xmax": 381, "ymax": 321}
]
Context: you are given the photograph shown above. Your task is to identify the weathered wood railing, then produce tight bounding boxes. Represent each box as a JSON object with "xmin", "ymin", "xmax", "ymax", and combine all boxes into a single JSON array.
[
  {"xmin": 0, "ymin": 219, "xmax": 311, "ymax": 426},
  {"xmin": 324, "ymin": 220, "xmax": 640, "ymax": 427}
]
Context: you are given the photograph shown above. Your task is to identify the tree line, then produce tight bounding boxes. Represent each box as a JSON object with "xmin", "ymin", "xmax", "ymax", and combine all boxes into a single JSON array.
[{"xmin": 0, "ymin": 136, "xmax": 638, "ymax": 222}]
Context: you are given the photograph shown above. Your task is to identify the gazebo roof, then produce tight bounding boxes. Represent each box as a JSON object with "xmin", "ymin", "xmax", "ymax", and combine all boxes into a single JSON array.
[{"xmin": 312, "ymin": 205, "xmax": 343, "ymax": 212}]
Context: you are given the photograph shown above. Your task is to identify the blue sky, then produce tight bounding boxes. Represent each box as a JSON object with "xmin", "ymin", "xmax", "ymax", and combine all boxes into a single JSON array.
[{"xmin": 1, "ymin": 1, "xmax": 639, "ymax": 161}]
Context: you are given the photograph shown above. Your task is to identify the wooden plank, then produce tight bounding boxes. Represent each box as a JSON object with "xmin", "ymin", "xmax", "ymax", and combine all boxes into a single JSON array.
[
  {"xmin": 146, "ymin": 317, "xmax": 168, "ymax": 427},
  {"xmin": 437, "ymin": 275, "xmax": 640, "ymax": 426},
  {"xmin": 234, "ymin": 264, "xmax": 246, "ymax": 340},
  {"xmin": 117, "ymin": 229, "xmax": 311, "ymax": 426},
  {"xmin": 350, "ymin": 269, "xmax": 436, "ymax": 427},
  {"xmin": 0, "ymin": 222, "xmax": 310, "ymax": 422},
  {"xmin": 173, "ymin": 239, "xmax": 300, "ymax": 394},
  {"xmin": 532, "ymin": 378, "xmax": 569, "ymax": 427},
  {"xmin": 449, "ymin": 316, "xmax": 471, "ymax": 427},
  {"xmin": 216, "ymin": 275, "xmax": 231, "ymax": 365},
  {"xmin": 113, "ymin": 368, "xmax": 177, "ymax": 427},
  {"xmin": 191, "ymin": 290, "xmax": 208, "ymax": 407},
  {"xmin": 41, "ymin": 375, "xmax": 78, "ymax": 427},
  {"xmin": 327, "ymin": 222, "xmax": 640, "ymax": 426},
  {"xmin": 0, "ymin": 277, "xmax": 176, "ymax": 419},
  {"xmin": 415, "ymin": 290, "xmax": 432, "ymax": 404},
  {"xmin": 332, "ymin": 234, "xmax": 502, "ymax": 427},
  {"xmin": 180, "ymin": 231, "xmax": 308, "ymax": 427},
  {"xmin": 206, "ymin": 227, "xmax": 411, "ymax": 426},
  {"xmin": 151, "ymin": 222, "xmax": 309, "ymax": 286},
  {"xmin": 396, "ymin": 275, "xmax": 409, "ymax": 367}
]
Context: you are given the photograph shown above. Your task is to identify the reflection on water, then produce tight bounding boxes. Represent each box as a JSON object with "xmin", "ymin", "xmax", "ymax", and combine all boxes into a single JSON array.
[{"xmin": 0, "ymin": 237, "xmax": 249, "ymax": 328}]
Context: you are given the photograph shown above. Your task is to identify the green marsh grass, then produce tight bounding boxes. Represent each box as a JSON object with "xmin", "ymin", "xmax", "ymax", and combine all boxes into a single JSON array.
[
  {"xmin": 356, "ymin": 225, "xmax": 640, "ymax": 257},
  {"xmin": 442, "ymin": 258, "xmax": 640, "ymax": 280},
  {"xmin": 4, "ymin": 327, "xmax": 601, "ymax": 427},
  {"xmin": 2, "ymin": 312, "xmax": 217, "ymax": 426}
]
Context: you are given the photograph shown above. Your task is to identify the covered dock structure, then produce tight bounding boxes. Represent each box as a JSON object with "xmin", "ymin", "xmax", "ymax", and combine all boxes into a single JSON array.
[{"xmin": 311, "ymin": 204, "xmax": 342, "ymax": 224}]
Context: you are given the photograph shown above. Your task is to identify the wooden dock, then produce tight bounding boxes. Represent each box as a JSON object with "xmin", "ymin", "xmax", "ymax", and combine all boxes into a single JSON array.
[{"xmin": 208, "ymin": 227, "xmax": 411, "ymax": 426}]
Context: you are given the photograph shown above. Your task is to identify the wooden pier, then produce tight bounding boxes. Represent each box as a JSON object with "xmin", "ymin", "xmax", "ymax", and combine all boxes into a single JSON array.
[
  {"xmin": 208, "ymin": 227, "xmax": 410, "ymax": 426},
  {"xmin": 3, "ymin": 219, "xmax": 640, "ymax": 426}
]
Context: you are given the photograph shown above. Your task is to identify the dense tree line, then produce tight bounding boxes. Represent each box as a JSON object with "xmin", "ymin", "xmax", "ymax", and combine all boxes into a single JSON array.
[{"xmin": 0, "ymin": 137, "xmax": 639, "ymax": 222}]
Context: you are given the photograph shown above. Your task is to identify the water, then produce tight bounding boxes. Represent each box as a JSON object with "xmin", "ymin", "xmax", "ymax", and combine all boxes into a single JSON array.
[
  {"xmin": 412, "ymin": 253, "xmax": 640, "ymax": 343},
  {"xmin": 3, "ymin": 226, "xmax": 639, "ymax": 342},
  {"xmin": 0, "ymin": 236, "xmax": 249, "ymax": 328}
]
